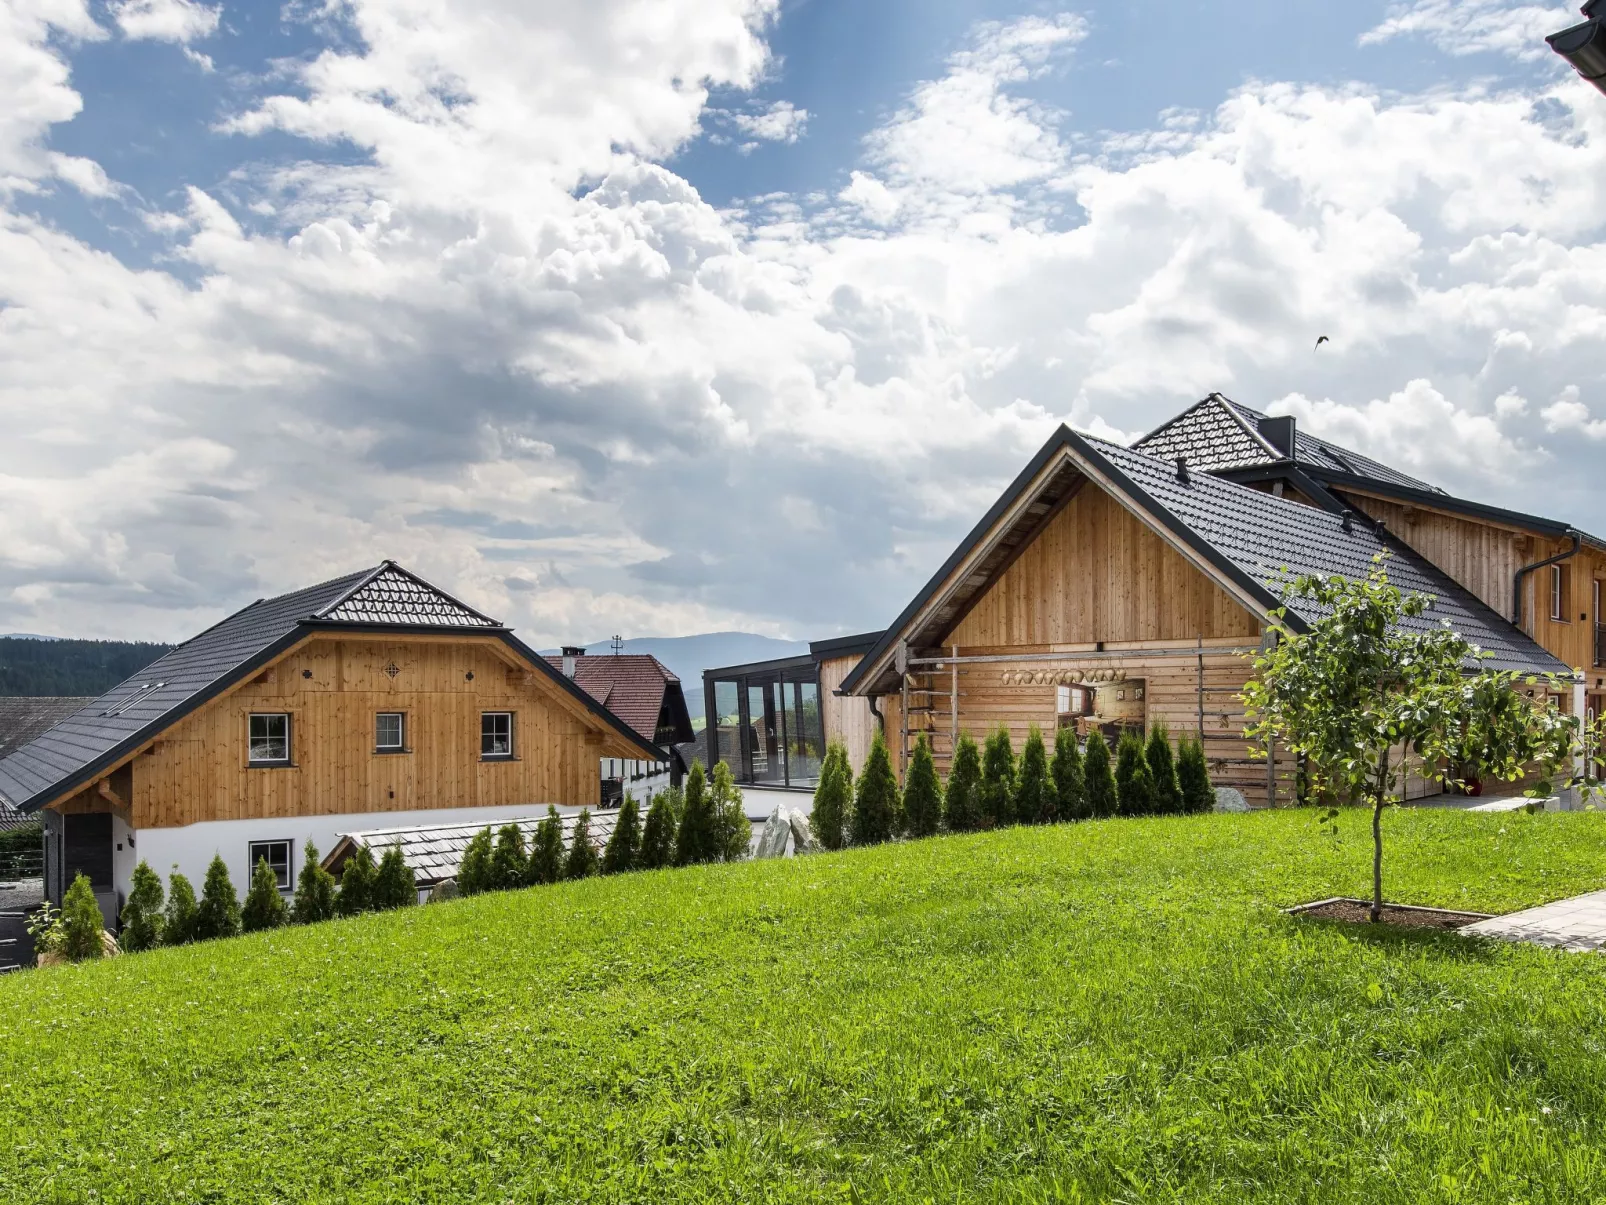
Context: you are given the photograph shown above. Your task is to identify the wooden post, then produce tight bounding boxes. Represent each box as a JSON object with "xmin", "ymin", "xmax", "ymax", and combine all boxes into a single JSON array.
[
  {"xmin": 951, "ymin": 644, "xmax": 959, "ymax": 756},
  {"xmin": 897, "ymin": 639, "xmax": 910, "ymax": 779},
  {"xmin": 1195, "ymin": 634, "xmax": 1204, "ymax": 741}
]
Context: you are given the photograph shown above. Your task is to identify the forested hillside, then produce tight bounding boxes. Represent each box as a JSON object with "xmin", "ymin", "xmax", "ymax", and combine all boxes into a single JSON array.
[{"xmin": 0, "ymin": 637, "xmax": 171, "ymax": 697}]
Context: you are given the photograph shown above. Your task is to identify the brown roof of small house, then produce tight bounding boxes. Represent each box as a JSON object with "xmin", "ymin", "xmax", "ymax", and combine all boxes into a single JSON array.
[{"xmin": 542, "ymin": 654, "xmax": 693, "ymax": 746}]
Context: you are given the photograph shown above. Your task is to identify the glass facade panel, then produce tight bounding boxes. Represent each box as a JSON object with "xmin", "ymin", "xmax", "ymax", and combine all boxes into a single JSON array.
[
  {"xmin": 713, "ymin": 680, "xmax": 741, "ymax": 768},
  {"xmin": 705, "ymin": 661, "xmax": 825, "ymax": 789}
]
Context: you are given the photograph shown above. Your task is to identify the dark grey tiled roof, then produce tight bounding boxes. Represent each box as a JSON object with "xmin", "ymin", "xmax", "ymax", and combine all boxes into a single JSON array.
[
  {"xmin": 317, "ymin": 564, "xmax": 500, "ymax": 627},
  {"xmin": 0, "ymin": 697, "xmax": 95, "ymax": 826},
  {"xmin": 336, "ymin": 810, "xmax": 620, "ymax": 885}
]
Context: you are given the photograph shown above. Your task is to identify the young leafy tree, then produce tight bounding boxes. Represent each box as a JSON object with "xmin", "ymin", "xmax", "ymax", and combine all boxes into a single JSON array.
[
  {"xmin": 1146, "ymin": 722, "xmax": 1184, "ymax": 815},
  {"xmin": 1051, "ymin": 726, "xmax": 1086, "ymax": 821},
  {"xmin": 528, "ymin": 807, "xmax": 566, "ymax": 885},
  {"xmin": 710, "ymin": 760, "xmax": 752, "ymax": 861},
  {"xmin": 60, "ymin": 872, "xmax": 105, "ymax": 961},
  {"xmin": 1114, "ymin": 731, "xmax": 1156, "ymax": 817},
  {"xmin": 1245, "ymin": 557, "xmax": 1578, "ymax": 922},
  {"xmin": 242, "ymin": 857, "xmax": 288, "ymax": 932},
  {"xmin": 565, "ymin": 809, "xmax": 599, "ymax": 879},
  {"xmin": 1177, "ymin": 735, "xmax": 1215, "ymax": 814},
  {"xmin": 902, "ymin": 734, "xmax": 942, "ymax": 838},
  {"xmin": 373, "ymin": 845, "xmax": 417, "ymax": 909},
  {"xmin": 490, "ymin": 823, "xmax": 528, "ymax": 890},
  {"xmin": 601, "ymin": 796, "xmax": 642, "ymax": 874},
  {"xmin": 336, "ymin": 846, "xmax": 376, "ymax": 917},
  {"xmin": 291, "ymin": 840, "xmax": 337, "ymax": 923},
  {"xmin": 978, "ymin": 727, "xmax": 1017, "ymax": 829},
  {"xmin": 1083, "ymin": 730, "xmax": 1117, "ymax": 819},
  {"xmin": 1015, "ymin": 725, "xmax": 1053, "ymax": 824},
  {"xmin": 457, "ymin": 827, "xmax": 495, "ymax": 895},
  {"xmin": 194, "ymin": 854, "xmax": 242, "ymax": 940},
  {"xmin": 944, "ymin": 732, "xmax": 984, "ymax": 832},
  {"xmin": 120, "ymin": 860, "xmax": 165, "ymax": 952},
  {"xmin": 851, "ymin": 729, "xmax": 899, "ymax": 846},
  {"xmin": 639, "ymin": 793, "xmax": 676, "ymax": 870},
  {"xmin": 810, "ymin": 742, "xmax": 851, "ymax": 850},
  {"xmin": 675, "ymin": 761, "xmax": 720, "ymax": 866},
  {"xmin": 163, "ymin": 869, "xmax": 199, "ymax": 946}
]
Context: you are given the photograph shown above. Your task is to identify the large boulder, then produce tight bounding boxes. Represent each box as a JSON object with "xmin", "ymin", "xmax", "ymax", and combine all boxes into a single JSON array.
[
  {"xmin": 787, "ymin": 809, "xmax": 817, "ymax": 854},
  {"xmin": 1213, "ymin": 787, "xmax": 1249, "ymax": 813},
  {"xmin": 754, "ymin": 808, "xmax": 792, "ymax": 859},
  {"xmin": 428, "ymin": 878, "xmax": 460, "ymax": 902}
]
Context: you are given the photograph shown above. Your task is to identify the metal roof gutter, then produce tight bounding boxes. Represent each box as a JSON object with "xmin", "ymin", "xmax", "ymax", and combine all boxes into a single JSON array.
[{"xmin": 1511, "ymin": 531, "xmax": 1582, "ymax": 628}]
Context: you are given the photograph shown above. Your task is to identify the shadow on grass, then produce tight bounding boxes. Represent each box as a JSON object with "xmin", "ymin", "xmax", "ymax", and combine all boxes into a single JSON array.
[{"xmin": 1286, "ymin": 913, "xmax": 1505, "ymax": 963}]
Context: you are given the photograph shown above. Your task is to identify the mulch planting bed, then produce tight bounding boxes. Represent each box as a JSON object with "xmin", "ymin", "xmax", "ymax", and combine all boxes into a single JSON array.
[{"xmin": 1287, "ymin": 896, "xmax": 1493, "ymax": 930}]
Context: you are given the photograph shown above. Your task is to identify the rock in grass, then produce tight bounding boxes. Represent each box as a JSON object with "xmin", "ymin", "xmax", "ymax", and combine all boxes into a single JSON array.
[
  {"xmin": 755, "ymin": 808, "xmax": 791, "ymax": 858},
  {"xmin": 1213, "ymin": 787, "xmax": 1249, "ymax": 813}
]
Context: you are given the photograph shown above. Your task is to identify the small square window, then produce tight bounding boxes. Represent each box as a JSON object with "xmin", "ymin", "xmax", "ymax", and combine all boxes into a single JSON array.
[
  {"xmin": 376, "ymin": 712, "xmax": 405, "ymax": 752},
  {"xmin": 248, "ymin": 840, "xmax": 292, "ymax": 890},
  {"xmin": 248, "ymin": 713, "xmax": 291, "ymax": 765},
  {"xmin": 481, "ymin": 711, "xmax": 514, "ymax": 759}
]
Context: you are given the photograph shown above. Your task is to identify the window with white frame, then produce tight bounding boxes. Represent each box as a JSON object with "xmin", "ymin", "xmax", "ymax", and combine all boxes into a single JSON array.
[
  {"xmin": 248, "ymin": 840, "xmax": 292, "ymax": 890},
  {"xmin": 1552, "ymin": 563, "xmax": 1573, "ymax": 622},
  {"xmin": 375, "ymin": 711, "xmax": 406, "ymax": 753},
  {"xmin": 248, "ymin": 713, "xmax": 291, "ymax": 765},
  {"xmin": 481, "ymin": 711, "xmax": 514, "ymax": 759}
]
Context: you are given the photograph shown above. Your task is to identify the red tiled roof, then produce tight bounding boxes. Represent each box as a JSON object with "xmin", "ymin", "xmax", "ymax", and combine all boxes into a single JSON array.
[{"xmin": 542, "ymin": 655, "xmax": 677, "ymax": 744}]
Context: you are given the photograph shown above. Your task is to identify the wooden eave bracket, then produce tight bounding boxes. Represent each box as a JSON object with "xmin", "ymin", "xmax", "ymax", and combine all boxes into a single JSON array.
[{"xmin": 97, "ymin": 778, "xmax": 127, "ymax": 809}]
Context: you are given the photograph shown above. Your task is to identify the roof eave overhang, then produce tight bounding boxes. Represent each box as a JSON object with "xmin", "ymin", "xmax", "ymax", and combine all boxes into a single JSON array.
[{"xmin": 1309, "ymin": 470, "xmax": 1590, "ymax": 542}]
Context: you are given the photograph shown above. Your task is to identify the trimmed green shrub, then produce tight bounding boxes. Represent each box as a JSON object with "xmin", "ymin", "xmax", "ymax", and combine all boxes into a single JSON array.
[
  {"xmin": 675, "ymin": 761, "xmax": 720, "ymax": 867},
  {"xmin": 1084, "ymin": 730, "xmax": 1117, "ymax": 819},
  {"xmin": 978, "ymin": 727, "xmax": 1016, "ymax": 829},
  {"xmin": 291, "ymin": 841, "xmax": 337, "ymax": 924},
  {"xmin": 710, "ymin": 760, "xmax": 751, "ymax": 861},
  {"xmin": 373, "ymin": 845, "xmax": 416, "ymax": 909},
  {"xmin": 336, "ymin": 847, "xmax": 376, "ymax": 918},
  {"xmin": 194, "ymin": 855, "xmax": 241, "ymax": 940},
  {"xmin": 1179, "ymin": 734, "xmax": 1215, "ymax": 814},
  {"xmin": 601, "ymin": 796, "xmax": 642, "ymax": 874},
  {"xmin": 1051, "ymin": 726, "xmax": 1086, "ymax": 821},
  {"xmin": 851, "ymin": 730, "xmax": 899, "ymax": 846},
  {"xmin": 1015, "ymin": 725, "xmax": 1052, "ymax": 824},
  {"xmin": 1146, "ymin": 722, "xmax": 1182, "ymax": 815},
  {"xmin": 944, "ymin": 732, "xmax": 983, "ymax": 832},
  {"xmin": 490, "ymin": 824, "xmax": 528, "ymax": 890},
  {"xmin": 60, "ymin": 872, "xmax": 105, "ymax": 961},
  {"xmin": 810, "ymin": 742, "xmax": 851, "ymax": 850},
  {"xmin": 657, "ymin": 786, "xmax": 685, "ymax": 826},
  {"xmin": 902, "ymin": 734, "xmax": 942, "ymax": 838},
  {"xmin": 120, "ymin": 860, "xmax": 164, "ymax": 952},
  {"xmin": 457, "ymin": 828, "xmax": 495, "ymax": 895},
  {"xmin": 639, "ymin": 794, "xmax": 676, "ymax": 870},
  {"xmin": 163, "ymin": 870, "xmax": 199, "ymax": 946},
  {"xmin": 242, "ymin": 857, "xmax": 288, "ymax": 932},
  {"xmin": 1115, "ymin": 731, "xmax": 1156, "ymax": 817},
  {"xmin": 528, "ymin": 808, "xmax": 565, "ymax": 885},
  {"xmin": 565, "ymin": 809, "xmax": 599, "ymax": 879}
]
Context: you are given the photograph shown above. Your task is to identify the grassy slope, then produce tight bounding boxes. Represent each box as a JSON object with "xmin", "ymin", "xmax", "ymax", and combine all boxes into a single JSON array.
[{"xmin": 4, "ymin": 808, "xmax": 1606, "ymax": 1203}]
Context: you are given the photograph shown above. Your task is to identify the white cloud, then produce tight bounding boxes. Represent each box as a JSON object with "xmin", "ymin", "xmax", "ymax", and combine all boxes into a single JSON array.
[
  {"xmin": 110, "ymin": 0, "xmax": 220, "ymax": 44},
  {"xmin": 1361, "ymin": 0, "xmax": 1577, "ymax": 62},
  {"xmin": 724, "ymin": 98, "xmax": 807, "ymax": 144}
]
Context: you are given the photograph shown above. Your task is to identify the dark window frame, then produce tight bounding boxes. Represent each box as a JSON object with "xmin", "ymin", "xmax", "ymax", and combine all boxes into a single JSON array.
[
  {"xmin": 703, "ymin": 655, "xmax": 824, "ymax": 791},
  {"xmin": 375, "ymin": 711, "xmax": 407, "ymax": 753},
  {"xmin": 247, "ymin": 712, "xmax": 292, "ymax": 766},
  {"xmin": 248, "ymin": 839, "xmax": 293, "ymax": 891},
  {"xmin": 481, "ymin": 711, "xmax": 515, "ymax": 760}
]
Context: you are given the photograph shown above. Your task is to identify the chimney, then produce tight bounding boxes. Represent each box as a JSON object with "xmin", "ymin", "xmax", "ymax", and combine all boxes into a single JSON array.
[
  {"xmin": 560, "ymin": 645, "xmax": 585, "ymax": 677},
  {"xmin": 1175, "ymin": 455, "xmax": 1190, "ymax": 484},
  {"xmin": 1258, "ymin": 414, "xmax": 1296, "ymax": 461}
]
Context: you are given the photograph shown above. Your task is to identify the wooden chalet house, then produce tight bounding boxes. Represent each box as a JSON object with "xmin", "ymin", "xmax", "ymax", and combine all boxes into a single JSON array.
[{"xmin": 0, "ymin": 563, "xmax": 660, "ymax": 916}]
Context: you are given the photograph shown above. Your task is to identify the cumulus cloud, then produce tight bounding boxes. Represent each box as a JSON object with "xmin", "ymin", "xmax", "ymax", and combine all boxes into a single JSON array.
[
  {"xmin": 1361, "ymin": 0, "xmax": 1577, "ymax": 62},
  {"xmin": 721, "ymin": 98, "xmax": 808, "ymax": 146},
  {"xmin": 111, "ymin": 0, "xmax": 220, "ymax": 44}
]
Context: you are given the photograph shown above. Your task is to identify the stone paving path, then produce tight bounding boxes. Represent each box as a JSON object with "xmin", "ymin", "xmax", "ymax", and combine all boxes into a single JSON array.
[{"xmin": 1462, "ymin": 890, "xmax": 1606, "ymax": 952}]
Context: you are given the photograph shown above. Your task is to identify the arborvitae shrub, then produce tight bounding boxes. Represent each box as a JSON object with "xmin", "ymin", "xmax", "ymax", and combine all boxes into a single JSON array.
[
  {"xmin": 944, "ymin": 732, "xmax": 983, "ymax": 832},
  {"xmin": 565, "ymin": 809, "xmax": 599, "ymax": 879},
  {"xmin": 457, "ymin": 828, "xmax": 495, "ymax": 895},
  {"xmin": 1083, "ymin": 730, "xmax": 1117, "ymax": 819},
  {"xmin": 373, "ymin": 845, "xmax": 416, "ymax": 909},
  {"xmin": 710, "ymin": 760, "xmax": 751, "ymax": 861},
  {"xmin": 490, "ymin": 823, "xmax": 528, "ymax": 890},
  {"xmin": 163, "ymin": 870, "xmax": 199, "ymax": 946},
  {"xmin": 674, "ymin": 761, "xmax": 719, "ymax": 866},
  {"xmin": 810, "ymin": 742, "xmax": 851, "ymax": 850},
  {"xmin": 1015, "ymin": 726, "xmax": 1053, "ymax": 824},
  {"xmin": 120, "ymin": 860, "xmax": 165, "ymax": 952},
  {"xmin": 851, "ymin": 730, "xmax": 899, "ymax": 846},
  {"xmin": 1115, "ymin": 731, "xmax": 1156, "ymax": 818},
  {"xmin": 1146, "ymin": 722, "xmax": 1183, "ymax": 815},
  {"xmin": 242, "ymin": 857, "xmax": 288, "ymax": 932},
  {"xmin": 902, "ymin": 734, "xmax": 942, "ymax": 838},
  {"xmin": 60, "ymin": 872, "xmax": 105, "ymax": 961},
  {"xmin": 1178, "ymin": 735, "xmax": 1215, "ymax": 813},
  {"xmin": 291, "ymin": 840, "xmax": 337, "ymax": 924},
  {"xmin": 658, "ymin": 786, "xmax": 685, "ymax": 826},
  {"xmin": 978, "ymin": 727, "xmax": 1017, "ymax": 829},
  {"xmin": 639, "ymin": 794, "xmax": 676, "ymax": 870},
  {"xmin": 194, "ymin": 854, "xmax": 242, "ymax": 941},
  {"xmin": 336, "ymin": 846, "xmax": 376, "ymax": 917},
  {"xmin": 1051, "ymin": 726, "xmax": 1086, "ymax": 821},
  {"xmin": 528, "ymin": 808, "xmax": 565, "ymax": 885},
  {"xmin": 601, "ymin": 796, "xmax": 642, "ymax": 874}
]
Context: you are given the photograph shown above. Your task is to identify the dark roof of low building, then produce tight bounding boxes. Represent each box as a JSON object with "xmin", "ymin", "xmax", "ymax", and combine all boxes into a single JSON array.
[
  {"xmin": 0, "ymin": 697, "xmax": 93, "ymax": 826},
  {"xmin": 809, "ymin": 631, "xmax": 884, "ymax": 659},
  {"xmin": 0, "ymin": 562, "xmax": 660, "ymax": 814},
  {"xmin": 540, "ymin": 654, "xmax": 694, "ymax": 747}
]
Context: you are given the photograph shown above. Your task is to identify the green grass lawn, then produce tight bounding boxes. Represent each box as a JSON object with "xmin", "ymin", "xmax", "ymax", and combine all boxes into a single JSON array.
[{"xmin": 5, "ymin": 808, "xmax": 1606, "ymax": 1203}]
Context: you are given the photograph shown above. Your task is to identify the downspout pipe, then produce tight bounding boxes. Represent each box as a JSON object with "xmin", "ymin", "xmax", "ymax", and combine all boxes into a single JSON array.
[
  {"xmin": 868, "ymin": 693, "xmax": 885, "ymax": 735},
  {"xmin": 1512, "ymin": 530, "xmax": 1582, "ymax": 627}
]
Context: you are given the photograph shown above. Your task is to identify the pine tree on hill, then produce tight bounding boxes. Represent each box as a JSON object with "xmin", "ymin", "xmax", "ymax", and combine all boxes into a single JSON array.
[
  {"xmin": 902, "ymin": 733, "xmax": 942, "ymax": 838},
  {"xmin": 120, "ymin": 860, "xmax": 165, "ymax": 952},
  {"xmin": 851, "ymin": 730, "xmax": 899, "ymax": 846},
  {"xmin": 601, "ymin": 796, "xmax": 642, "ymax": 874},
  {"xmin": 1083, "ymin": 730, "xmax": 1117, "ymax": 819},
  {"xmin": 291, "ymin": 841, "xmax": 337, "ymax": 923},
  {"xmin": 1051, "ymin": 726, "xmax": 1086, "ymax": 821},
  {"xmin": 60, "ymin": 872, "xmax": 105, "ymax": 961},
  {"xmin": 373, "ymin": 845, "xmax": 417, "ymax": 909},
  {"xmin": 336, "ymin": 846, "xmax": 377, "ymax": 917},
  {"xmin": 810, "ymin": 742, "xmax": 851, "ymax": 850},
  {"xmin": 1146, "ymin": 722, "xmax": 1183, "ymax": 815},
  {"xmin": 639, "ymin": 794, "xmax": 676, "ymax": 870},
  {"xmin": 565, "ymin": 810, "xmax": 599, "ymax": 879},
  {"xmin": 978, "ymin": 727, "xmax": 1016, "ymax": 829},
  {"xmin": 944, "ymin": 732, "xmax": 983, "ymax": 832},
  {"xmin": 242, "ymin": 857, "xmax": 288, "ymax": 932},
  {"xmin": 528, "ymin": 808, "xmax": 565, "ymax": 885},
  {"xmin": 1015, "ymin": 725, "xmax": 1052, "ymax": 824},
  {"xmin": 163, "ymin": 870, "xmax": 199, "ymax": 946},
  {"xmin": 1178, "ymin": 735, "xmax": 1215, "ymax": 814},
  {"xmin": 675, "ymin": 761, "xmax": 720, "ymax": 866},
  {"xmin": 194, "ymin": 854, "xmax": 242, "ymax": 940},
  {"xmin": 456, "ymin": 828, "xmax": 495, "ymax": 895},
  {"xmin": 1115, "ymin": 731, "xmax": 1156, "ymax": 817},
  {"xmin": 710, "ymin": 760, "xmax": 751, "ymax": 861},
  {"xmin": 490, "ymin": 824, "xmax": 528, "ymax": 890}
]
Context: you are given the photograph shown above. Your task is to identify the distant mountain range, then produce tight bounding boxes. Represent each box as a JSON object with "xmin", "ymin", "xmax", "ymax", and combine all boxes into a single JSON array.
[{"xmin": 0, "ymin": 633, "xmax": 61, "ymax": 641}]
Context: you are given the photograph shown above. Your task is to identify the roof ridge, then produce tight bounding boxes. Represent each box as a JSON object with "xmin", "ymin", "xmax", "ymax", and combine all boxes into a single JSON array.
[
  {"xmin": 1211, "ymin": 394, "xmax": 1286, "ymax": 459},
  {"xmin": 310, "ymin": 562, "xmax": 393, "ymax": 620}
]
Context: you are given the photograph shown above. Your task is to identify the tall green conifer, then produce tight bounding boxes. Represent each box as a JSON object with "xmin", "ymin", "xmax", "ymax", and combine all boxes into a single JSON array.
[
  {"xmin": 601, "ymin": 796, "xmax": 642, "ymax": 874},
  {"xmin": 336, "ymin": 846, "xmax": 376, "ymax": 917},
  {"xmin": 1146, "ymin": 722, "xmax": 1183, "ymax": 815},
  {"xmin": 120, "ymin": 860, "xmax": 165, "ymax": 952},
  {"xmin": 639, "ymin": 794, "xmax": 676, "ymax": 869},
  {"xmin": 565, "ymin": 809, "xmax": 599, "ymax": 879},
  {"xmin": 1083, "ymin": 730, "xmax": 1117, "ymax": 819},
  {"xmin": 944, "ymin": 732, "xmax": 983, "ymax": 832},
  {"xmin": 850, "ymin": 730, "xmax": 899, "ymax": 846},
  {"xmin": 456, "ymin": 828, "xmax": 495, "ymax": 895},
  {"xmin": 490, "ymin": 823, "xmax": 528, "ymax": 890},
  {"xmin": 163, "ymin": 870, "xmax": 199, "ymax": 946},
  {"xmin": 1015, "ymin": 725, "xmax": 1052, "ymax": 824},
  {"xmin": 902, "ymin": 734, "xmax": 942, "ymax": 838},
  {"xmin": 978, "ymin": 727, "xmax": 1016, "ymax": 829},
  {"xmin": 60, "ymin": 873, "xmax": 105, "ymax": 961},
  {"xmin": 195, "ymin": 854, "xmax": 242, "ymax": 940},
  {"xmin": 675, "ymin": 761, "xmax": 719, "ymax": 866},
  {"xmin": 242, "ymin": 857, "xmax": 288, "ymax": 932},
  {"xmin": 291, "ymin": 841, "xmax": 338, "ymax": 923},
  {"xmin": 1178, "ymin": 735, "xmax": 1215, "ymax": 814},
  {"xmin": 1051, "ymin": 726, "xmax": 1086, "ymax": 821},
  {"xmin": 373, "ymin": 845, "xmax": 417, "ymax": 909},
  {"xmin": 710, "ymin": 760, "xmax": 751, "ymax": 861},
  {"xmin": 1115, "ymin": 731, "xmax": 1156, "ymax": 817},
  {"xmin": 810, "ymin": 742, "xmax": 851, "ymax": 850}
]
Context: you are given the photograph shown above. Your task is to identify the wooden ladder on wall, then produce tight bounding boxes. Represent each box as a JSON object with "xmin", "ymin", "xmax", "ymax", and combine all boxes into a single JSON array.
[{"xmin": 898, "ymin": 642, "xmax": 960, "ymax": 774}]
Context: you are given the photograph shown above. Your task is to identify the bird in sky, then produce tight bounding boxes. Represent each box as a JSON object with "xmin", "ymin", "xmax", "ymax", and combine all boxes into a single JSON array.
[{"xmin": 1315, "ymin": 335, "xmax": 1330, "ymax": 348}]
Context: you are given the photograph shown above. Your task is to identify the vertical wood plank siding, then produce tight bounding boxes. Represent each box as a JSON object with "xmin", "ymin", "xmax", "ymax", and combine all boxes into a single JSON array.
[{"xmin": 819, "ymin": 654, "xmax": 877, "ymax": 774}]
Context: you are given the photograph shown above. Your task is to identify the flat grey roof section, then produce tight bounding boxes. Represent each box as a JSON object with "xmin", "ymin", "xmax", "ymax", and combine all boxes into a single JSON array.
[{"xmin": 331, "ymin": 809, "xmax": 622, "ymax": 886}]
